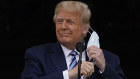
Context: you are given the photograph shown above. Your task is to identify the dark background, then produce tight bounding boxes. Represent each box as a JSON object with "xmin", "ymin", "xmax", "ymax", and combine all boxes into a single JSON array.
[{"xmin": 0, "ymin": 0, "xmax": 139, "ymax": 79}]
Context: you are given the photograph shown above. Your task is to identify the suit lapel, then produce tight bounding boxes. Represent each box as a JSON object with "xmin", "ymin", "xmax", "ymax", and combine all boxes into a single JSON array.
[{"xmin": 50, "ymin": 43, "xmax": 67, "ymax": 72}]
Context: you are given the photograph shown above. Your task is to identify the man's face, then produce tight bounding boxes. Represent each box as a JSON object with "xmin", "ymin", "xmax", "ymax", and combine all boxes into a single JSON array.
[{"xmin": 55, "ymin": 10, "xmax": 88, "ymax": 49}]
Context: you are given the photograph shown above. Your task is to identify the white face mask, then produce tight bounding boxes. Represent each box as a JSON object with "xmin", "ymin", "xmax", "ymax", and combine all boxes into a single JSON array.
[
  {"xmin": 87, "ymin": 31, "xmax": 100, "ymax": 48},
  {"xmin": 87, "ymin": 30, "xmax": 100, "ymax": 65}
]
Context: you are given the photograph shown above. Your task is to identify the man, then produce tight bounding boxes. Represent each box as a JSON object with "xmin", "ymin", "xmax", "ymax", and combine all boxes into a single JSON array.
[{"xmin": 21, "ymin": 1, "xmax": 126, "ymax": 79}]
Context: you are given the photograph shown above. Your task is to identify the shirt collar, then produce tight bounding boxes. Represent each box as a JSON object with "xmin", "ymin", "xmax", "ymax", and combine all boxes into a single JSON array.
[{"xmin": 61, "ymin": 44, "xmax": 80, "ymax": 57}]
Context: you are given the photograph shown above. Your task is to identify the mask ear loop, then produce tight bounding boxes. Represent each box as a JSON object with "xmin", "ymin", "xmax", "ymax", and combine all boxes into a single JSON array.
[{"xmin": 88, "ymin": 25, "xmax": 94, "ymax": 35}]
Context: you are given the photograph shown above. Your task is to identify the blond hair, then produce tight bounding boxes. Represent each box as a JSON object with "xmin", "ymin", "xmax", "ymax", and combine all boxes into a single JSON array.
[{"xmin": 53, "ymin": 1, "xmax": 91, "ymax": 25}]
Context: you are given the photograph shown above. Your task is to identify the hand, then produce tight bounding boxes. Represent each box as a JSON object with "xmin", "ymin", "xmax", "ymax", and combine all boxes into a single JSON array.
[
  {"xmin": 86, "ymin": 45, "xmax": 106, "ymax": 72},
  {"xmin": 68, "ymin": 61, "xmax": 94, "ymax": 79}
]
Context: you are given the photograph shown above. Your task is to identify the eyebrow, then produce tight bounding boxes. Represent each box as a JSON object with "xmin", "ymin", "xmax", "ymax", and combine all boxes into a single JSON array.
[
  {"xmin": 57, "ymin": 16, "xmax": 63, "ymax": 19},
  {"xmin": 56, "ymin": 16, "xmax": 76, "ymax": 21}
]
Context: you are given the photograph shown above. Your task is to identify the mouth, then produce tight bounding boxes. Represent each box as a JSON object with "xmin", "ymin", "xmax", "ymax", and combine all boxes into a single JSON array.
[{"xmin": 61, "ymin": 33, "xmax": 71, "ymax": 36}]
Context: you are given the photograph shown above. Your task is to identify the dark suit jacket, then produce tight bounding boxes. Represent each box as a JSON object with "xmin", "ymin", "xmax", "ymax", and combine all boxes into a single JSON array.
[{"xmin": 21, "ymin": 42, "xmax": 126, "ymax": 79}]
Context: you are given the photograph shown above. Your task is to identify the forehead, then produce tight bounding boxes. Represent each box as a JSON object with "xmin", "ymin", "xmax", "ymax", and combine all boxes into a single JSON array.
[{"xmin": 56, "ymin": 10, "xmax": 81, "ymax": 20}]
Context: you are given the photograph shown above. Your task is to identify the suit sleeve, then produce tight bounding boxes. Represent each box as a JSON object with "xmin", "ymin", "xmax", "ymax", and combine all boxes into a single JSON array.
[
  {"xmin": 20, "ymin": 48, "xmax": 64, "ymax": 79},
  {"xmin": 102, "ymin": 55, "xmax": 126, "ymax": 79}
]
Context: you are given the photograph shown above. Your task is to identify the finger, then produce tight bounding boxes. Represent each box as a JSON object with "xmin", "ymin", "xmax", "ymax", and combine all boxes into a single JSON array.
[
  {"xmin": 87, "ymin": 49, "xmax": 95, "ymax": 56},
  {"xmin": 89, "ymin": 53, "xmax": 97, "ymax": 61},
  {"xmin": 81, "ymin": 62, "xmax": 88, "ymax": 77},
  {"xmin": 83, "ymin": 65, "xmax": 91, "ymax": 77},
  {"xmin": 87, "ymin": 50, "xmax": 96, "ymax": 61},
  {"xmin": 81, "ymin": 68, "xmax": 88, "ymax": 78},
  {"xmin": 87, "ymin": 46, "xmax": 101, "ymax": 53},
  {"xmin": 88, "ymin": 49, "xmax": 103, "ymax": 61},
  {"xmin": 82, "ymin": 62, "xmax": 94, "ymax": 77},
  {"xmin": 86, "ymin": 46, "xmax": 92, "ymax": 51},
  {"xmin": 86, "ymin": 62, "xmax": 94, "ymax": 76},
  {"xmin": 82, "ymin": 66, "xmax": 94, "ymax": 78},
  {"xmin": 87, "ymin": 45, "xmax": 96, "ymax": 51},
  {"xmin": 87, "ymin": 47, "xmax": 98, "ymax": 57}
]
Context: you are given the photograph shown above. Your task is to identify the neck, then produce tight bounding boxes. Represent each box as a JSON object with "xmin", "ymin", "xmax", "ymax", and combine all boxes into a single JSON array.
[
  {"xmin": 61, "ymin": 40, "xmax": 85, "ymax": 50},
  {"xmin": 62, "ymin": 43, "xmax": 76, "ymax": 50}
]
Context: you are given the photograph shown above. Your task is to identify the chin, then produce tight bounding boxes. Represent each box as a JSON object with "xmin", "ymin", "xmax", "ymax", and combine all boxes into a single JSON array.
[
  {"xmin": 60, "ymin": 39, "xmax": 71, "ymax": 44},
  {"xmin": 59, "ymin": 38, "xmax": 72, "ymax": 44}
]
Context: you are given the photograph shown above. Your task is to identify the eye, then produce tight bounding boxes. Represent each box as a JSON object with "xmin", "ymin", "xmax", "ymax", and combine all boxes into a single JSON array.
[
  {"xmin": 67, "ymin": 20, "xmax": 75, "ymax": 25},
  {"xmin": 56, "ymin": 19, "xmax": 63, "ymax": 24}
]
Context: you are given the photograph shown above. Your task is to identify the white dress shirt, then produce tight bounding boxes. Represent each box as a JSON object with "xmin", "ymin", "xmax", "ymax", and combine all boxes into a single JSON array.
[{"xmin": 61, "ymin": 45, "xmax": 86, "ymax": 79}]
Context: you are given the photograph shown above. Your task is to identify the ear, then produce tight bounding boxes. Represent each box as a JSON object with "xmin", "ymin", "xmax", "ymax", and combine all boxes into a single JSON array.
[{"xmin": 82, "ymin": 24, "xmax": 89, "ymax": 35}]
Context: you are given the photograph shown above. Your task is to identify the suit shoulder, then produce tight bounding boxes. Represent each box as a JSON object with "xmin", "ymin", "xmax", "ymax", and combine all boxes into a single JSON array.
[
  {"xmin": 26, "ymin": 43, "xmax": 60, "ymax": 56},
  {"xmin": 29, "ymin": 43, "xmax": 59, "ymax": 50},
  {"xmin": 102, "ymin": 49, "xmax": 119, "ymax": 63},
  {"xmin": 102, "ymin": 49, "xmax": 118, "ymax": 57}
]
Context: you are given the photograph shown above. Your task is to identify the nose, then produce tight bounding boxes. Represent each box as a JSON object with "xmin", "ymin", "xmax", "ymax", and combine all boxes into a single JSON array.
[{"xmin": 61, "ymin": 20, "xmax": 68, "ymax": 30}]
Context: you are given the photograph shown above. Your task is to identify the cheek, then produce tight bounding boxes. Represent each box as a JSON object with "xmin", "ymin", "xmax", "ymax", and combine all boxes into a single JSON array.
[
  {"xmin": 72, "ymin": 29, "xmax": 83, "ymax": 41},
  {"xmin": 73, "ymin": 28, "xmax": 83, "ymax": 36},
  {"xmin": 55, "ymin": 26, "xmax": 60, "ymax": 33},
  {"xmin": 55, "ymin": 25, "xmax": 59, "ymax": 30},
  {"xmin": 56, "ymin": 27, "xmax": 60, "ymax": 39}
]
